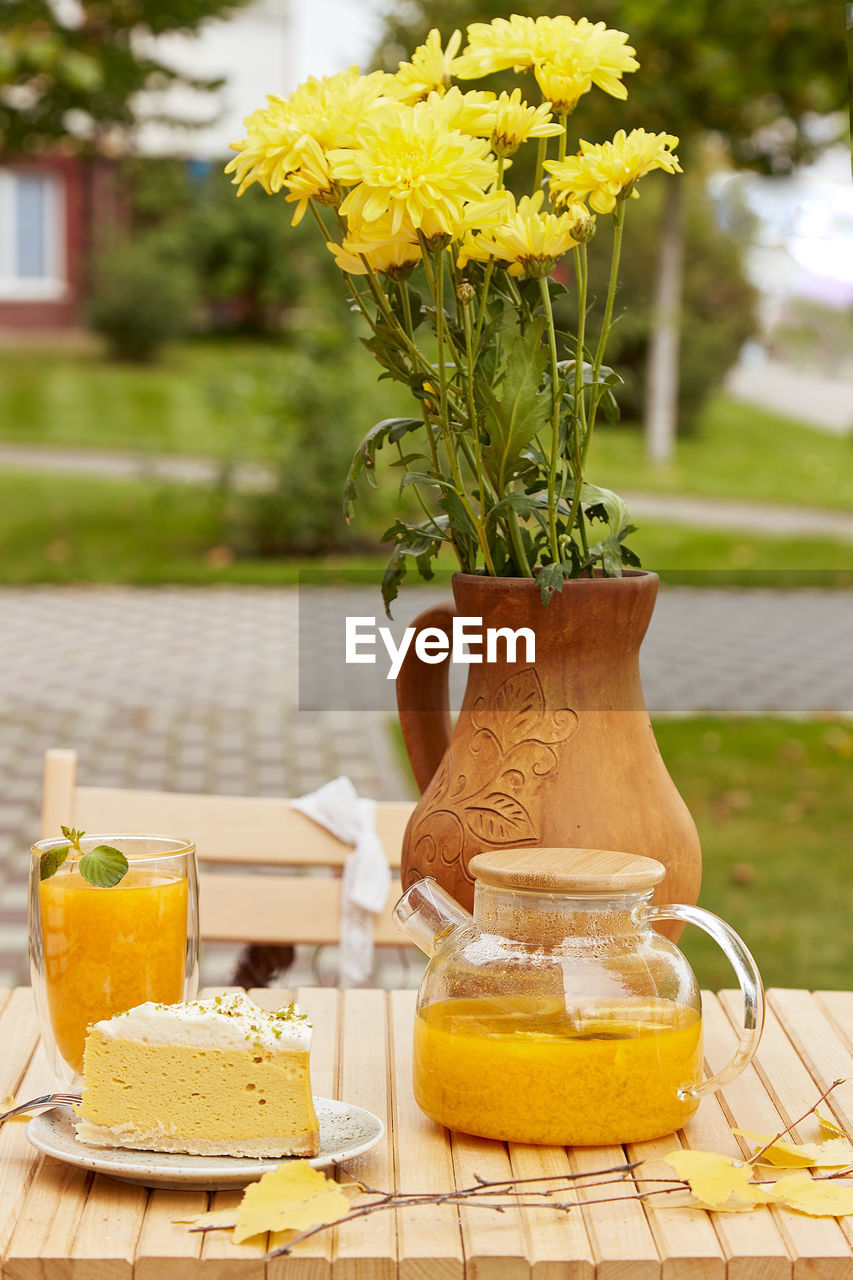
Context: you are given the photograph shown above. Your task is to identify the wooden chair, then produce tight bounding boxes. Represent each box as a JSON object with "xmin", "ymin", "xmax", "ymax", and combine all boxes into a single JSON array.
[{"xmin": 41, "ymin": 748, "xmax": 417, "ymax": 986}]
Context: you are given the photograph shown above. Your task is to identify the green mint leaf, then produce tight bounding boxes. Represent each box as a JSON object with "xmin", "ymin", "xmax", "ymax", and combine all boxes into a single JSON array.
[
  {"xmin": 39, "ymin": 844, "xmax": 70, "ymax": 881},
  {"xmin": 78, "ymin": 844, "xmax": 129, "ymax": 888}
]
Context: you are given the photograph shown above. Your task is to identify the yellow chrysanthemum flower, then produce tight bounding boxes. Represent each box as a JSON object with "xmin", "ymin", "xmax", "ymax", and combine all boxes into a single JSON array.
[
  {"xmin": 280, "ymin": 137, "xmax": 341, "ymax": 226},
  {"xmin": 541, "ymin": 17, "xmax": 639, "ymax": 102},
  {"xmin": 454, "ymin": 13, "xmax": 637, "ymax": 105},
  {"xmin": 545, "ymin": 129, "xmax": 681, "ymax": 214},
  {"xmin": 485, "ymin": 87, "xmax": 564, "ymax": 157},
  {"xmin": 328, "ymin": 102, "xmax": 499, "ymax": 237},
  {"xmin": 418, "ymin": 189, "xmax": 513, "ymax": 248},
  {"xmin": 225, "ymin": 68, "xmax": 390, "ymax": 195},
  {"xmin": 453, "ymin": 14, "xmax": 539, "ymax": 77},
  {"xmin": 389, "ymin": 28, "xmax": 462, "ymax": 104},
  {"xmin": 327, "ymin": 212, "xmax": 422, "ymax": 279},
  {"xmin": 456, "ymin": 190, "xmax": 580, "ymax": 277},
  {"xmin": 421, "ymin": 86, "xmax": 497, "ymax": 137}
]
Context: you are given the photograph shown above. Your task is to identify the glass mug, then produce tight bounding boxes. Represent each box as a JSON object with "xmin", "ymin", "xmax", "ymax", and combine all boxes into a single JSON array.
[{"xmin": 29, "ymin": 834, "xmax": 200, "ymax": 1080}]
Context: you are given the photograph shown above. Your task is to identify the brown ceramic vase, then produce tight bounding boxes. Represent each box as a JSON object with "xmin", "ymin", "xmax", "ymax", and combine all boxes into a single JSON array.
[{"xmin": 396, "ymin": 570, "xmax": 701, "ymax": 931}]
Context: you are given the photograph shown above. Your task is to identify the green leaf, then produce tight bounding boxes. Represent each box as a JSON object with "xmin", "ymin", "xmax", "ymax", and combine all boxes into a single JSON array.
[
  {"xmin": 580, "ymin": 482, "xmax": 630, "ymax": 536},
  {"xmin": 480, "ymin": 321, "xmax": 550, "ymax": 493},
  {"xmin": 343, "ymin": 417, "xmax": 423, "ymax": 519},
  {"xmin": 77, "ymin": 844, "xmax": 129, "ymax": 888},
  {"xmin": 537, "ymin": 560, "xmax": 572, "ymax": 604},
  {"xmin": 39, "ymin": 844, "xmax": 70, "ymax": 881},
  {"xmin": 589, "ymin": 535, "xmax": 625, "ymax": 577}
]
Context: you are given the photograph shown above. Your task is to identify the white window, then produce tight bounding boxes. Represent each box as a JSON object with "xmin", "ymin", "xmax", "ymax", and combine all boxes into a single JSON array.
[{"xmin": 0, "ymin": 169, "xmax": 67, "ymax": 301}]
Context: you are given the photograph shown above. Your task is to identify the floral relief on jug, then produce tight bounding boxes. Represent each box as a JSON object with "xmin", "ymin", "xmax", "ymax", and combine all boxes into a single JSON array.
[{"xmin": 405, "ymin": 667, "xmax": 579, "ymax": 893}]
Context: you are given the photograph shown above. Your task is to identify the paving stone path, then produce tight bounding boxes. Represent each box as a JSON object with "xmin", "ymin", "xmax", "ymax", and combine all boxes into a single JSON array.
[{"xmin": 1, "ymin": 583, "xmax": 851, "ymax": 988}]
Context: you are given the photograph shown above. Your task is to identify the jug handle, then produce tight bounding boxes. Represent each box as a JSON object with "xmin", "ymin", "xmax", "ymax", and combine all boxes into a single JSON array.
[
  {"xmin": 396, "ymin": 602, "xmax": 456, "ymax": 794},
  {"xmin": 643, "ymin": 902, "xmax": 765, "ymax": 1099}
]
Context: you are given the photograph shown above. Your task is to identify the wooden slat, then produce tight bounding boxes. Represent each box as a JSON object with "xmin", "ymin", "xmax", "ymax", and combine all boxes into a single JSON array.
[
  {"xmin": 568, "ymin": 1144, "xmax": 660, "ymax": 1280},
  {"xmin": 506, "ymin": 1143, "xmax": 593, "ymax": 1280},
  {"xmin": 72, "ymin": 787, "xmax": 411, "ymax": 869},
  {"xmin": 333, "ymin": 990, "xmax": 396, "ymax": 1280},
  {"xmin": 451, "ymin": 1132, "xmax": 530, "ymax": 1280},
  {"xmin": 626, "ymin": 1131, "xmax": 724, "ymax": 1280},
  {"xmin": 66, "ymin": 1175, "xmax": 148, "ymax": 1280},
  {"xmin": 41, "ymin": 747, "xmax": 78, "ymax": 840},
  {"xmin": 0, "ymin": 990, "xmax": 45, "ymax": 1268},
  {"xmin": 134, "ymin": 1188, "xmax": 207, "ymax": 1280},
  {"xmin": 718, "ymin": 988, "xmax": 853, "ymax": 1280},
  {"xmin": 816, "ymin": 991, "xmax": 853, "ymax": 1053},
  {"xmin": 199, "ymin": 874, "xmax": 405, "ymax": 946},
  {"xmin": 389, "ymin": 990, "xmax": 464, "ymax": 1280},
  {"xmin": 767, "ymin": 989, "xmax": 853, "ymax": 1135},
  {"xmin": 265, "ymin": 986, "xmax": 340, "ymax": 1280},
  {"xmin": 691, "ymin": 992, "xmax": 793, "ymax": 1280}
]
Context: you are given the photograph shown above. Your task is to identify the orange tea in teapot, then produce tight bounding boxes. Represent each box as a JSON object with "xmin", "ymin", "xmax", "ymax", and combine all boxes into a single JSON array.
[
  {"xmin": 396, "ymin": 848, "xmax": 763, "ymax": 1147},
  {"xmin": 413, "ymin": 994, "xmax": 702, "ymax": 1146}
]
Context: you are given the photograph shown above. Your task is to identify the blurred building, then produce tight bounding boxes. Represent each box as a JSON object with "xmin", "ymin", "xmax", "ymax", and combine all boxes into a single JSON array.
[{"xmin": 0, "ymin": 0, "xmax": 294, "ymax": 332}]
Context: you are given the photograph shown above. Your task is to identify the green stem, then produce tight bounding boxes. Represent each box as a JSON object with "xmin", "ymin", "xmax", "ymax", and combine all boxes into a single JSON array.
[
  {"xmin": 533, "ymin": 135, "xmax": 548, "ymax": 193},
  {"xmin": 422, "ymin": 238, "xmax": 495, "ymax": 575},
  {"xmin": 538, "ymin": 275, "xmax": 562, "ymax": 565},
  {"xmin": 566, "ymin": 206, "xmax": 627, "ymax": 568},
  {"xmin": 472, "ymin": 259, "xmax": 494, "ymax": 353},
  {"xmin": 592, "ymin": 203, "xmax": 625, "ymax": 381},
  {"xmin": 566, "ymin": 242, "xmax": 589, "ymax": 557}
]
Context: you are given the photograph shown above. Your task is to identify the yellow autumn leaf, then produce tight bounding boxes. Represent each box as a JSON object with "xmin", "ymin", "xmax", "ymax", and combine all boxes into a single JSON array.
[
  {"xmin": 815, "ymin": 1107, "xmax": 847, "ymax": 1140},
  {"xmin": 1, "ymin": 1093, "xmax": 28, "ymax": 1123},
  {"xmin": 660, "ymin": 1150, "xmax": 772, "ymax": 1211},
  {"xmin": 233, "ymin": 1161, "xmax": 352, "ymax": 1244},
  {"xmin": 768, "ymin": 1173, "xmax": 853, "ymax": 1217},
  {"xmin": 177, "ymin": 1208, "xmax": 240, "ymax": 1232},
  {"xmin": 733, "ymin": 1130, "xmax": 853, "ymax": 1169}
]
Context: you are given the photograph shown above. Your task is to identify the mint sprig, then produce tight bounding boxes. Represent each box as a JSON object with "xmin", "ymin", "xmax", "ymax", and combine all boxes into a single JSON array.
[{"xmin": 39, "ymin": 826, "xmax": 129, "ymax": 887}]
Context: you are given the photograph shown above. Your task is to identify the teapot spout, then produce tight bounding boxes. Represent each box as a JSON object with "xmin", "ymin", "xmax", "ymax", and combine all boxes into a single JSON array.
[{"xmin": 393, "ymin": 878, "xmax": 473, "ymax": 956}]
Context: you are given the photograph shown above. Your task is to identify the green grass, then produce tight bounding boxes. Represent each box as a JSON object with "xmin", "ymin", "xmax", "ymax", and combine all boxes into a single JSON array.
[
  {"xmin": 0, "ymin": 470, "xmax": 850, "ymax": 585},
  {"xmin": 0, "ymin": 339, "xmax": 406, "ymax": 461},
  {"xmin": 392, "ymin": 717, "xmax": 853, "ymax": 992},
  {"xmin": 655, "ymin": 717, "xmax": 853, "ymax": 993},
  {"xmin": 588, "ymin": 394, "xmax": 853, "ymax": 512},
  {"xmin": 1, "ymin": 343, "xmax": 851, "ymax": 515}
]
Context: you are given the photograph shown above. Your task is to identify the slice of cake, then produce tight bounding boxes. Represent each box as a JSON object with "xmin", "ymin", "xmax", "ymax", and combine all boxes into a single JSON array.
[{"xmin": 74, "ymin": 992, "xmax": 320, "ymax": 1157}]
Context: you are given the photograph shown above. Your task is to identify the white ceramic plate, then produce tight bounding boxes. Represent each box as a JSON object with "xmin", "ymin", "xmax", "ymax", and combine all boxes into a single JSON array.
[{"xmin": 27, "ymin": 1097, "xmax": 384, "ymax": 1190}]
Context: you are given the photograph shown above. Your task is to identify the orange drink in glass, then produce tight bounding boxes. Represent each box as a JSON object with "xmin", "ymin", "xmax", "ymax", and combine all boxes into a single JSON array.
[{"xmin": 29, "ymin": 835, "xmax": 199, "ymax": 1079}]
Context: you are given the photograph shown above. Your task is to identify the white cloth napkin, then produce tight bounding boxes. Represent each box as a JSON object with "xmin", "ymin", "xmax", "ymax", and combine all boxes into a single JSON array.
[{"xmin": 292, "ymin": 776, "xmax": 392, "ymax": 986}]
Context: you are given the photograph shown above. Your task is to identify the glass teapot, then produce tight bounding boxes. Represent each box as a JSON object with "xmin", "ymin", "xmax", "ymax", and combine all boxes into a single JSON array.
[{"xmin": 394, "ymin": 847, "xmax": 764, "ymax": 1146}]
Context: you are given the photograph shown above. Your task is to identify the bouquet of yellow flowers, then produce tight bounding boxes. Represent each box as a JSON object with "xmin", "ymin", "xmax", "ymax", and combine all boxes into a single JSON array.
[{"xmin": 227, "ymin": 13, "xmax": 681, "ymax": 611}]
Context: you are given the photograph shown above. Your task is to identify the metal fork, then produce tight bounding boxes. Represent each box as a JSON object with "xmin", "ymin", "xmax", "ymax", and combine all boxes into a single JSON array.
[{"xmin": 0, "ymin": 1092, "xmax": 81, "ymax": 1124}]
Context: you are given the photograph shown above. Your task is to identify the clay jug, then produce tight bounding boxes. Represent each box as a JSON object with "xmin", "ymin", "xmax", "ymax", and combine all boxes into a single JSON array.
[{"xmin": 396, "ymin": 570, "xmax": 701, "ymax": 926}]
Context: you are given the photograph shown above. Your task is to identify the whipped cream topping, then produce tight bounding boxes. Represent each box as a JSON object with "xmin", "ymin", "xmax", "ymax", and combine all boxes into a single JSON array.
[{"xmin": 94, "ymin": 992, "xmax": 312, "ymax": 1050}]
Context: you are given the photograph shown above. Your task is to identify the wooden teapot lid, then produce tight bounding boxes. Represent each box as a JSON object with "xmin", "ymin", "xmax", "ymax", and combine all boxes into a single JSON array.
[{"xmin": 467, "ymin": 848, "xmax": 667, "ymax": 894}]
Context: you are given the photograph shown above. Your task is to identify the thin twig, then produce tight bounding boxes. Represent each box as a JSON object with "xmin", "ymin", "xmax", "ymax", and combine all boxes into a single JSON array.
[{"xmin": 748, "ymin": 1078, "xmax": 848, "ymax": 1166}]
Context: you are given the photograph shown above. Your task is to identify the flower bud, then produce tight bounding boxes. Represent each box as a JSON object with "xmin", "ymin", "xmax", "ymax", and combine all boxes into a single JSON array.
[
  {"xmin": 457, "ymin": 281, "xmax": 476, "ymax": 305},
  {"xmin": 568, "ymin": 205, "xmax": 596, "ymax": 243}
]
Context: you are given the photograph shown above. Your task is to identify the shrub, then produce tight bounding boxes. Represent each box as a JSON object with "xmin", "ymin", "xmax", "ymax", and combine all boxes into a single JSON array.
[
  {"xmin": 210, "ymin": 325, "xmax": 409, "ymax": 556},
  {"xmin": 87, "ymin": 238, "xmax": 198, "ymax": 361}
]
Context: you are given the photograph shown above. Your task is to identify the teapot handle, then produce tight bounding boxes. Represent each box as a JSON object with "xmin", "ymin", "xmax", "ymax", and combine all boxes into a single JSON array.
[
  {"xmin": 643, "ymin": 902, "xmax": 765, "ymax": 1099},
  {"xmin": 396, "ymin": 602, "xmax": 456, "ymax": 794}
]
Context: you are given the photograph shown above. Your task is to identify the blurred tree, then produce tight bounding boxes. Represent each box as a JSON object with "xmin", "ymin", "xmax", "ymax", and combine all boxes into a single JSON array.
[
  {"xmin": 374, "ymin": 0, "xmax": 848, "ymax": 455},
  {"xmin": 0, "ymin": 0, "xmax": 252, "ymax": 153},
  {"xmin": 118, "ymin": 159, "xmax": 345, "ymax": 334}
]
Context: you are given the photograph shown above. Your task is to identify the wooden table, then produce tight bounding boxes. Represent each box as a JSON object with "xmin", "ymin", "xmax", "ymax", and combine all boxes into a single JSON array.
[{"xmin": 1, "ymin": 985, "xmax": 852, "ymax": 1279}]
